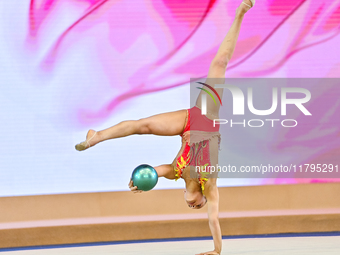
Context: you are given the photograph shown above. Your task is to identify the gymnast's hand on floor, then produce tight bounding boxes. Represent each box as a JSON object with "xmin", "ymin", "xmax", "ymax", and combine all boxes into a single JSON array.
[
  {"xmin": 128, "ymin": 179, "xmax": 143, "ymax": 194},
  {"xmin": 195, "ymin": 250, "xmax": 220, "ymax": 255}
]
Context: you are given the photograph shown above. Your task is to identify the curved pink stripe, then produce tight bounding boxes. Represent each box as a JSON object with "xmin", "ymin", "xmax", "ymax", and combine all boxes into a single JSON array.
[
  {"xmin": 43, "ymin": 0, "xmax": 109, "ymax": 63},
  {"xmin": 241, "ymin": 30, "xmax": 340, "ymax": 77},
  {"xmin": 43, "ymin": 0, "xmax": 217, "ymax": 68},
  {"xmin": 155, "ymin": 0, "xmax": 217, "ymax": 66},
  {"xmin": 225, "ymin": 0, "xmax": 308, "ymax": 72}
]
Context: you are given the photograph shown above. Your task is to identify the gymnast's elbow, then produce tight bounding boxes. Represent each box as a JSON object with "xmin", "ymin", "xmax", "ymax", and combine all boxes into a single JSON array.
[{"xmin": 208, "ymin": 215, "xmax": 219, "ymax": 226}]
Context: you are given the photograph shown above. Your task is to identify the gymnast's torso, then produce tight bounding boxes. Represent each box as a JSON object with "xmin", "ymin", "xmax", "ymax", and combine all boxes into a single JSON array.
[{"xmin": 171, "ymin": 106, "xmax": 221, "ymax": 193}]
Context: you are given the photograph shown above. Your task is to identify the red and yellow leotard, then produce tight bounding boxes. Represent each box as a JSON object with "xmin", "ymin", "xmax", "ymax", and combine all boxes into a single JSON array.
[{"xmin": 175, "ymin": 106, "xmax": 221, "ymax": 194}]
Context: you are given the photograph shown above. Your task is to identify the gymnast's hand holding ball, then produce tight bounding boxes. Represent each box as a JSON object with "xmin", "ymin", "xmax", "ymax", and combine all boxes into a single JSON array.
[{"xmin": 129, "ymin": 164, "xmax": 158, "ymax": 193}]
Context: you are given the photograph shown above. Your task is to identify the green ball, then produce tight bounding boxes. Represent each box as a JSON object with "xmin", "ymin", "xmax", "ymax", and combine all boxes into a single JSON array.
[{"xmin": 131, "ymin": 164, "xmax": 158, "ymax": 191}]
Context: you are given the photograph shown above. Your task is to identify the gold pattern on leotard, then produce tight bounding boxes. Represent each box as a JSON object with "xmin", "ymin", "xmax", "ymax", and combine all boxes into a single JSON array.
[{"xmin": 174, "ymin": 141, "xmax": 209, "ymax": 195}]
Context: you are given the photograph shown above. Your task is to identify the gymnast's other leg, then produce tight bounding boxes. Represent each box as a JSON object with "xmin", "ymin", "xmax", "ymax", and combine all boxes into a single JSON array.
[
  {"xmin": 195, "ymin": 0, "xmax": 254, "ymax": 118},
  {"xmin": 75, "ymin": 109, "xmax": 187, "ymax": 151}
]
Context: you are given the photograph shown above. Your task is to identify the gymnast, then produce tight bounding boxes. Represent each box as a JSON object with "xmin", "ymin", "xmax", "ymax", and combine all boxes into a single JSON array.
[{"xmin": 75, "ymin": 1, "xmax": 254, "ymax": 254}]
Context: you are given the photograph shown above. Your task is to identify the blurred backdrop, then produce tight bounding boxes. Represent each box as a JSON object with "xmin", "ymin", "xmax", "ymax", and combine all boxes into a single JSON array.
[{"xmin": 0, "ymin": 0, "xmax": 339, "ymax": 196}]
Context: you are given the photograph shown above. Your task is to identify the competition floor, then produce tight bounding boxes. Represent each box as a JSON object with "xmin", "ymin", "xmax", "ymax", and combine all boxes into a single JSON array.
[{"xmin": 1, "ymin": 233, "xmax": 339, "ymax": 255}]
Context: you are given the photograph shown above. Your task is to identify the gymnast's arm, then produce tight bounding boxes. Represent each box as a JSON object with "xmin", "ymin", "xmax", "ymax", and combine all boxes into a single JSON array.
[{"xmin": 204, "ymin": 179, "xmax": 222, "ymax": 254}]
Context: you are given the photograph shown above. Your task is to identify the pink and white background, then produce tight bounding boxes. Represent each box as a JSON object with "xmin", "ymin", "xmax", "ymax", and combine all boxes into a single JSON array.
[{"xmin": 0, "ymin": 0, "xmax": 339, "ymax": 196}]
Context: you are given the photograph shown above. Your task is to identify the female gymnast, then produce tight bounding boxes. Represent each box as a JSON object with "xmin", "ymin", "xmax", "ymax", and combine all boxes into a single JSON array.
[{"xmin": 75, "ymin": 1, "xmax": 254, "ymax": 254}]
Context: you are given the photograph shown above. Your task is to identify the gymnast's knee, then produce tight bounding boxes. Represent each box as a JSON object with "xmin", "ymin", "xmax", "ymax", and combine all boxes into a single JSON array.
[{"xmin": 135, "ymin": 119, "xmax": 152, "ymax": 134}]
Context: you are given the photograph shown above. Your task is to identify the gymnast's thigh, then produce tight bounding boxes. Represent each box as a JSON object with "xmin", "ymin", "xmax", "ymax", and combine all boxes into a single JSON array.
[{"xmin": 138, "ymin": 109, "xmax": 187, "ymax": 136}]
